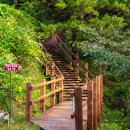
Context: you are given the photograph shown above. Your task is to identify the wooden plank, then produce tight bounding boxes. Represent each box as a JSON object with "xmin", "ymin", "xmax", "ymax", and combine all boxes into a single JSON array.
[
  {"xmin": 100, "ymin": 75, "xmax": 103, "ymax": 115},
  {"xmin": 75, "ymin": 87, "xmax": 83, "ymax": 130},
  {"xmin": 69, "ymin": 47, "xmax": 73, "ymax": 66},
  {"xmin": 59, "ymin": 78, "xmax": 63, "ymax": 102},
  {"xmin": 52, "ymin": 61, "xmax": 55, "ymax": 77},
  {"xmin": 31, "ymin": 87, "xmax": 63, "ymax": 104},
  {"xmin": 93, "ymin": 78, "xmax": 97, "ymax": 130},
  {"xmin": 32, "ymin": 77, "xmax": 64, "ymax": 90},
  {"xmin": 75, "ymin": 53, "xmax": 80, "ymax": 78},
  {"xmin": 26, "ymin": 83, "xmax": 32, "ymax": 122},
  {"xmin": 31, "ymin": 101, "xmax": 87, "ymax": 130},
  {"xmin": 40, "ymin": 80, "xmax": 45, "ymax": 113},
  {"xmin": 84, "ymin": 63, "xmax": 88, "ymax": 81},
  {"xmin": 51, "ymin": 77, "xmax": 55, "ymax": 106},
  {"xmin": 45, "ymin": 64, "xmax": 48, "ymax": 76},
  {"xmin": 96, "ymin": 75, "xmax": 100, "ymax": 123},
  {"xmin": 87, "ymin": 81, "xmax": 93, "ymax": 130},
  {"xmin": 31, "ymin": 101, "xmax": 75, "ymax": 130}
]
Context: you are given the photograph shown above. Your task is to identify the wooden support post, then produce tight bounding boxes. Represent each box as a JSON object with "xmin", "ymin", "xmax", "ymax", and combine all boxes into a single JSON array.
[
  {"xmin": 75, "ymin": 53, "xmax": 80, "ymax": 79},
  {"xmin": 93, "ymin": 78, "xmax": 97, "ymax": 130},
  {"xmin": 59, "ymin": 77, "xmax": 64, "ymax": 102},
  {"xmin": 45, "ymin": 64, "xmax": 48, "ymax": 76},
  {"xmin": 26, "ymin": 83, "xmax": 32, "ymax": 122},
  {"xmin": 52, "ymin": 61, "xmax": 55, "ymax": 77},
  {"xmin": 87, "ymin": 81, "xmax": 93, "ymax": 130},
  {"xmin": 75, "ymin": 87, "xmax": 83, "ymax": 130},
  {"xmin": 40, "ymin": 79, "xmax": 45, "ymax": 113},
  {"xmin": 96, "ymin": 76, "xmax": 100, "ymax": 123},
  {"xmin": 84, "ymin": 63, "xmax": 88, "ymax": 81},
  {"xmin": 51, "ymin": 77, "xmax": 55, "ymax": 106},
  {"xmin": 100, "ymin": 75, "xmax": 103, "ymax": 115},
  {"xmin": 69, "ymin": 48, "xmax": 72, "ymax": 66}
]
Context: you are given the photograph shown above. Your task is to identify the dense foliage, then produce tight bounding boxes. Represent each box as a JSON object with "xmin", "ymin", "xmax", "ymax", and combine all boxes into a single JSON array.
[
  {"xmin": 19, "ymin": 0, "xmax": 130, "ymax": 129},
  {"xmin": 0, "ymin": 0, "xmax": 130, "ymax": 129},
  {"xmin": 0, "ymin": 4, "xmax": 44, "ymax": 110}
]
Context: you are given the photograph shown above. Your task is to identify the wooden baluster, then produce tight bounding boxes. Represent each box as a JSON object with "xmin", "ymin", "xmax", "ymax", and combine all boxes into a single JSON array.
[
  {"xmin": 69, "ymin": 48, "xmax": 72, "ymax": 66},
  {"xmin": 87, "ymin": 81, "xmax": 93, "ymax": 130},
  {"xmin": 45, "ymin": 63, "xmax": 48, "ymax": 76},
  {"xmin": 93, "ymin": 78, "xmax": 97, "ymax": 130},
  {"xmin": 96, "ymin": 75, "xmax": 100, "ymax": 124},
  {"xmin": 26, "ymin": 83, "xmax": 32, "ymax": 122},
  {"xmin": 51, "ymin": 77, "xmax": 55, "ymax": 106},
  {"xmin": 75, "ymin": 53, "xmax": 80, "ymax": 79},
  {"xmin": 59, "ymin": 77, "xmax": 64, "ymax": 102},
  {"xmin": 40, "ymin": 79, "xmax": 45, "ymax": 113},
  {"xmin": 52, "ymin": 61, "xmax": 55, "ymax": 77},
  {"xmin": 100, "ymin": 75, "xmax": 103, "ymax": 115},
  {"xmin": 75, "ymin": 87, "xmax": 83, "ymax": 130},
  {"xmin": 84, "ymin": 63, "xmax": 88, "ymax": 81}
]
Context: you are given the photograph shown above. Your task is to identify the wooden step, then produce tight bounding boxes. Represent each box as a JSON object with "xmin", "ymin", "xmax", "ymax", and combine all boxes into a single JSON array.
[
  {"xmin": 60, "ymin": 71, "xmax": 76, "ymax": 73},
  {"xmin": 44, "ymin": 44, "xmax": 88, "ymax": 101},
  {"xmin": 64, "ymin": 79, "xmax": 80, "ymax": 82},
  {"xmin": 64, "ymin": 83, "xmax": 85, "ymax": 86}
]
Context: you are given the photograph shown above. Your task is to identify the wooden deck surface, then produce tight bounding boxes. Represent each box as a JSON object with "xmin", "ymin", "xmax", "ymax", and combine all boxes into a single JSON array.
[{"xmin": 31, "ymin": 101, "xmax": 87, "ymax": 130}]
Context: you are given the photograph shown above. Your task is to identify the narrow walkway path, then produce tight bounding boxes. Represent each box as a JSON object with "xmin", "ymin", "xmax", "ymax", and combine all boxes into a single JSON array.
[{"xmin": 31, "ymin": 101, "xmax": 87, "ymax": 130}]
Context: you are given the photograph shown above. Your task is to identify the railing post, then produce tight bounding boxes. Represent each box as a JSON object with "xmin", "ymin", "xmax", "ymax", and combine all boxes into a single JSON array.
[
  {"xmin": 93, "ymin": 78, "xmax": 97, "ymax": 130},
  {"xmin": 84, "ymin": 63, "xmax": 88, "ymax": 81},
  {"xmin": 52, "ymin": 61, "xmax": 55, "ymax": 77},
  {"xmin": 69, "ymin": 48, "xmax": 73, "ymax": 66},
  {"xmin": 87, "ymin": 81, "xmax": 94, "ymax": 130},
  {"xmin": 45, "ymin": 63, "xmax": 48, "ymax": 76},
  {"xmin": 100, "ymin": 75, "xmax": 103, "ymax": 115},
  {"xmin": 40, "ymin": 79, "xmax": 45, "ymax": 113},
  {"xmin": 59, "ymin": 77, "xmax": 64, "ymax": 102},
  {"xmin": 51, "ymin": 77, "xmax": 55, "ymax": 106},
  {"xmin": 26, "ymin": 82, "xmax": 32, "ymax": 122},
  {"xmin": 96, "ymin": 76, "xmax": 100, "ymax": 123},
  {"xmin": 75, "ymin": 53, "xmax": 80, "ymax": 79},
  {"xmin": 75, "ymin": 87, "xmax": 83, "ymax": 130}
]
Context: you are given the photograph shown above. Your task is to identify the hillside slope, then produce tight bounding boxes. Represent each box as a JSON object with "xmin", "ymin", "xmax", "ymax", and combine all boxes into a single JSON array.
[{"xmin": 0, "ymin": 3, "xmax": 44, "ymax": 113}]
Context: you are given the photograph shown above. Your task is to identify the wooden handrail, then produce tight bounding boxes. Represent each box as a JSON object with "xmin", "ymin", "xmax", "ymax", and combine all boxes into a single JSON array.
[
  {"xmin": 32, "ymin": 77, "xmax": 64, "ymax": 90},
  {"xmin": 31, "ymin": 87, "xmax": 64, "ymax": 104},
  {"xmin": 54, "ymin": 34, "xmax": 94, "ymax": 78},
  {"xmin": 55, "ymin": 39, "xmax": 91, "ymax": 82},
  {"xmin": 42, "ymin": 45, "xmax": 64, "ymax": 78}
]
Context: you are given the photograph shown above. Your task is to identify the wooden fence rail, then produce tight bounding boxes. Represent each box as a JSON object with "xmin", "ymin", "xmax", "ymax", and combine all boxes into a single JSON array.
[
  {"xmin": 71, "ymin": 75, "xmax": 103, "ymax": 130},
  {"xmin": 26, "ymin": 76, "xmax": 64, "ymax": 122}
]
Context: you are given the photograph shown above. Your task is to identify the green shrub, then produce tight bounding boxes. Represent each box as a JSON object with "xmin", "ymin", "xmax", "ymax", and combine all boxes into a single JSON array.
[{"xmin": 0, "ymin": 4, "xmax": 44, "ymax": 109}]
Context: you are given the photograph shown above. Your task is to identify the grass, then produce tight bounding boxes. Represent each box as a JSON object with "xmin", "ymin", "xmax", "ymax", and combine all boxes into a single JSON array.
[
  {"xmin": 0, "ymin": 83, "xmax": 53, "ymax": 130},
  {"xmin": 0, "ymin": 99, "xmax": 40, "ymax": 130},
  {"xmin": 0, "ymin": 122, "xmax": 39, "ymax": 130},
  {"xmin": 0, "ymin": 114, "xmax": 39, "ymax": 130}
]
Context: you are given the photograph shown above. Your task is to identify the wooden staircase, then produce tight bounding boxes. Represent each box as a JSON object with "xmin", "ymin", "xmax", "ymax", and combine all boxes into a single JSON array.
[
  {"xmin": 26, "ymin": 35, "xmax": 103, "ymax": 130},
  {"xmin": 44, "ymin": 44, "xmax": 87, "ymax": 101}
]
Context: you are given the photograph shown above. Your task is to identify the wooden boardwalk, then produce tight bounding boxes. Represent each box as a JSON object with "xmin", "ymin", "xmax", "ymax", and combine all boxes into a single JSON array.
[{"xmin": 31, "ymin": 101, "xmax": 87, "ymax": 130}]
